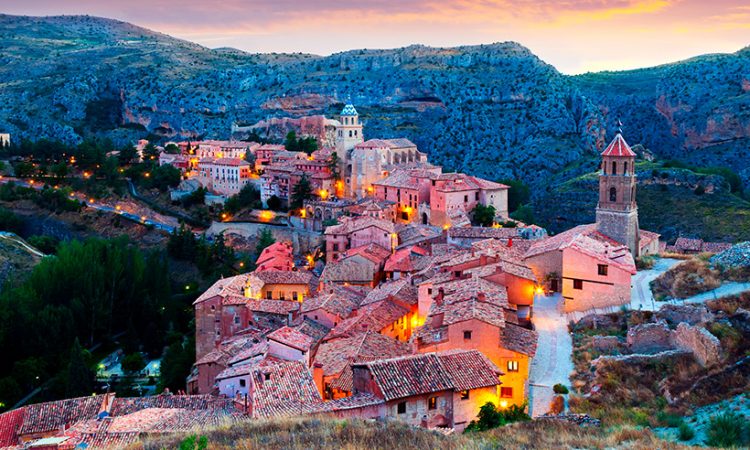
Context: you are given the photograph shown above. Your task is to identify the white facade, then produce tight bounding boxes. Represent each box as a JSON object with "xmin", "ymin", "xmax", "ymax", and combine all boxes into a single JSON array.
[{"xmin": 197, "ymin": 158, "xmax": 253, "ymax": 196}]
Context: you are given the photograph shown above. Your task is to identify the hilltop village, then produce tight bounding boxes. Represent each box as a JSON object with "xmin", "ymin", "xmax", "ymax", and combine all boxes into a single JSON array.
[{"xmin": 2, "ymin": 104, "xmax": 749, "ymax": 449}]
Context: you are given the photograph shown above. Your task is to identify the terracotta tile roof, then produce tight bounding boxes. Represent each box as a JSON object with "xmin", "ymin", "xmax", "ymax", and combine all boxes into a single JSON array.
[
  {"xmin": 501, "ymin": 323, "xmax": 539, "ymax": 357},
  {"xmin": 247, "ymin": 358, "xmax": 322, "ymax": 418},
  {"xmin": 463, "ymin": 259, "xmax": 537, "ymax": 282},
  {"xmin": 212, "ymin": 158, "xmax": 251, "ymax": 167},
  {"xmin": 193, "ymin": 274, "xmax": 246, "ymax": 305},
  {"xmin": 471, "ymin": 238, "xmax": 535, "ymax": 263},
  {"xmin": 267, "ymin": 326, "xmax": 315, "ymax": 352},
  {"xmin": 110, "ymin": 395, "xmax": 235, "ymax": 416},
  {"xmin": 601, "ymin": 133, "xmax": 636, "ymax": 157},
  {"xmin": 355, "ymin": 350, "xmax": 501, "ymax": 401},
  {"xmin": 18, "ymin": 396, "xmax": 101, "ymax": 436},
  {"xmin": 227, "ymin": 340, "xmax": 269, "ymax": 366},
  {"xmin": 674, "ymin": 237, "xmax": 703, "ymax": 252},
  {"xmin": 341, "ymin": 243, "xmax": 391, "ymax": 265},
  {"xmin": 355, "ymin": 139, "xmax": 390, "ymax": 149},
  {"xmin": 701, "ymin": 241, "xmax": 732, "ymax": 253},
  {"xmin": 314, "ymin": 332, "xmax": 412, "ymax": 378},
  {"xmin": 448, "ymin": 227, "xmax": 519, "ymax": 240},
  {"xmin": 245, "ymin": 300, "xmax": 300, "ymax": 315},
  {"xmin": 249, "ymin": 269, "xmax": 316, "ymax": 286},
  {"xmin": 301, "ymin": 290, "xmax": 362, "ymax": 318},
  {"xmin": 436, "ymin": 350, "xmax": 503, "ymax": 391},
  {"xmin": 524, "ymin": 224, "xmax": 636, "ymax": 274},
  {"xmin": 293, "ymin": 318, "xmax": 331, "ymax": 347},
  {"xmin": 320, "ymin": 258, "xmax": 377, "ymax": 284},
  {"xmin": 639, "ymin": 229, "xmax": 660, "ymax": 247},
  {"xmin": 372, "ymin": 170, "xmax": 421, "ymax": 190},
  {"xmin": 383, "ymin": 138, "xmax": 418, "ymax": 150},
  {"xmin": 385, "ymin": 246, "xmax": 430, "ymax": 273},
  {"xmin": 360, "ymin": 278, "xmax": 418, "ymax": 307},
  {"xmin": 396, "ymin": 225, "xmax": 443, "ymax": 248},
  {"xmin": 434, "ymin": 173, "xmax": 508, "ymax": 192},
  {"xmin": 324, "ymin": 216, "xmax": 395, "ymax": 235},
  {"xmin": 0, "ymin": 407, "xmax": 24, "ymax": 447},
  {"xmin": 329, "ymin": 300, "xmax": 409, "ymax": 338},
  {"xmin": 435, "ymin": 276, "xmax": 510, "ymax": 307},
  {"xmin": 311, "ymin": 393, "xmax": 384, "ymax": 412}
]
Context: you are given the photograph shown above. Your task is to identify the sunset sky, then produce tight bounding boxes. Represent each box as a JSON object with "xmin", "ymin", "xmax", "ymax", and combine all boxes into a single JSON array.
[{"xmin": 4, "ymin": 0, "xmax": 750, "ymax": 74}]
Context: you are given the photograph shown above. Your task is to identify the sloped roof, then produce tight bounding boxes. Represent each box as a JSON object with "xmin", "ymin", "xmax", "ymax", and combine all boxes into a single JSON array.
[
  {"xmin": 329, "ymin": 300, "xmax": 409, "ymax": 338},
  {"xmin": 314, "ymin": 331, "xmax": 412, "ymax": 378},
  {"xmin": 301, "ymin": 289, "xmax": 362, "ymax": 318},
  {"xmin": 501, "ymin": 323, "xmax": 539, "ymax": 357},
  {"xmin": 355, "ymin": 350, "xmax": 501, "ymax": 401},
  {"xmin": 193, "ymin": 274, "xmax": 246, "ymax": 305},
  {"xmin": 249, "ymin": 358, "xmax": 322, "ymax": 418},
  {"xmin": 324, "ymin": 216, "xmax": 395, "ymax": 235},
  {"xmin": 320, "ymin": 258, "xmax": 377, "ymax": 284},
  {"xmin": 341, "ymin": 243, "xmax": 391, "ymax": 265},
  {"xmin": 601, "ymin": 133, "xmax": 636, "ymax": 157},
  {"xmin": 361, "ymin": 278, "xmax": 418, "ymax": 307},
  {"xmin": 267, "ymin": 326, "xmax": 314, "ymax": 352},
  {"xmin": 341, "ymin": 103, "xmax": 358, "ymax": 116}
]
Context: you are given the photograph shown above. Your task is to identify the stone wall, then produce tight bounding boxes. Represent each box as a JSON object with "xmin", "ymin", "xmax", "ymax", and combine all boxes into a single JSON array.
[
  {"xmin": 206, "ymin": 222, "xmax": 324, "ymax": 254},
  {"xmin": 657, "ymin": 304, "xmax": 713, "ymax": 327},
  {"xmin": 672, "ymin": 322, "xmax": 721, "ymax": 367},
  {"xmin": 626, "ymin": 320, "xmax": 672, "ymax": 353}
]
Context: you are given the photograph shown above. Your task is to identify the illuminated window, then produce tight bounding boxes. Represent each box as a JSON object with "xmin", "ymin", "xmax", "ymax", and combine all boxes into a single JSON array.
[
  {"xmin": 460, "ymin": 390, "xmax": 470, "ymax": 400},
  {"xmin": 428, "ymin": 396, "xmax": 438, "ymax": 410},
  {"xmin": 507, "ymin": 361, "xmax": 519, "ymax": 372},
  {"xmin": 500, "ymin": 387, "xmax": 513, "ymax": 398}
]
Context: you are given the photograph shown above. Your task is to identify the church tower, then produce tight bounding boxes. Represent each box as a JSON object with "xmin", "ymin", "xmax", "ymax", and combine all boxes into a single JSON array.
[
  {"xmin": 596, "ymin": 132, "xmax": 640, "ymax": 257},
  {"xmin": 335, "ymin": 103, "xmax": 364, "ymax": 156}
]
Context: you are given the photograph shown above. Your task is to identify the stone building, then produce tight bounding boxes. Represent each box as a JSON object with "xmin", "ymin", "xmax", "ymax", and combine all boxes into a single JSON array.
[{"xmin": 595, "ymin": 132, "xmax": 640, "ymax": 257}]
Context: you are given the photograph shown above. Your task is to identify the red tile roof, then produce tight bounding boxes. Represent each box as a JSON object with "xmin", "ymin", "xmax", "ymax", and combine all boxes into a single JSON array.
[
  {"xmin": 601, "ymin": 133, "xmax": 636, "ymax": 157},
  {"xmin": 267, "ymin": 326, "xmax": 315, "ymax": 352},
  {"xmin": 193, "ymin": 274, "xmax": 246, "ymax": 305},
  {"xmin": 245, "ymin": 300, "xmax": 301, "ymax": 315},
  {"xmin": 314, "ymin": 332, "xmax": 412, "ymax": 378},
  {"xmin": 247, "ymin": 358, "xmax": 322, "ymax": 418},
  {"xmin": 311, "ymin": 393, "xmax": 384, "ymax": 412},
  {"xmin": 341, "ymin": 243, "xmax": 392, "ymax": 265},
  {"xmin": 0, "ymin": 407, "xmax": 24, "ymax": 447},
  {"xmin": 319, "ymin": 258, "xmax": 377, "ymax": 284},
  {"xmin": 525, "ymin": 224, "xmax": 636, "ymax": 274},
  {"xmin": 355, "ymin": 350, "xmax": 501, "ymax": 401},
  {"xmin": 18, "ymin": 396, "xmax": 101, "ymax": 436},
  {"xmin": 328, "ymin": 300, "xmax": 409, "ymax": 338},
  {"xmin": 301, "ymin": 289, "xmax": 362, "ymax": 318},
  {"xmin": 384, "ymin": 246, "xmax": 430, "ymax": 273},
  {"xmin": 324, "ymin": 216, "xmax": 395, "ymax": 235},
  {"xmin": 360, "ymin": 278, "xmax": 418, "ymax": 307},
  {"xmin": 501, "ymin": 323, "xmax": 539, "ymax": 357}
]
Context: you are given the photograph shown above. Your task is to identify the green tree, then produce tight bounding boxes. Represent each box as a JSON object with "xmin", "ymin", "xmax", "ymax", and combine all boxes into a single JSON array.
[
  {"xmin": 255, "ymin": 228, "xmax": 275, "ymax": 256},
  {"xmin": 471, "ymin": 204, "xmax": 496, "ymax": 227},
  {"xmin": 499, "ymin": 179, "xmax": 530, "ymax": 213},
  {"xmin": 164, "ymin": 143, "xmax": 180, "ymax": 155},
  {"xmin": 510, "ymin": 204, "xmax": 535, "ymax": 225},
  {"xmin": 0, "ymin": 208, "xmax": 23, "ymax": 233},
  {"xmin": 159, "ymin": 335, "xmax": 194, "ymax": 393},
  {"xmin": 26, "ymin": 235, "xmax": 59, "ymax": 254},
  {"xmin": 14, "ymin": 162, "xmax": 34, "ymax": 178},
  {"xmin": 65, "ymin": 338, "xmax": 95, "ymax": 398},
  {"xmin": 143, "ymin": 143, "xmax": 160, "ymax": 161},
  {"xmin": 266, "ymin": 195, "xmax": 282, "ymax": 211},
  {"xmin": 329, "ymin": 152, "xmax": 341, "ymax": 181},
  {"xmin": 121, "ymin": 353, "xmax": 146, "ymax": 374},
  {"xmin": 284, "ymin": 131, "xmax": 298, "ymax": 152},
  {"xmin": 119, "ymin": 145, "xmax": 138, "ymax": 165},
  {"xmin": 50, "ymin": 162, "xmax": 68, "ymax": 178},
  {"xmin": 290, "ymin": 174, "xmax": 314, "ymax": 209}
]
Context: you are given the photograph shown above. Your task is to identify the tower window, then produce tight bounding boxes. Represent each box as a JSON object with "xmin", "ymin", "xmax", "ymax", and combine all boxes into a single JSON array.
[
  {"xmin": 623, "ymin": 162, "xmax": 628, "ymax": 174},
  {"xmin": 349, "ymin": 130, "xmax": 352, "ymax": 138},
  {"xmin": 609, "ymin": 187, "xmax": 617, "ymax": 202},
  {"xmin": 611, "ymin": 161, "xmax": 617, "ymax": 174}
]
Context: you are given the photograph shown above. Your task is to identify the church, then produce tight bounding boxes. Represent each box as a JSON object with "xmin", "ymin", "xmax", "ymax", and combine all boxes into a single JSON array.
[{"xmin": 524, "ymin": 132, "xmax": 660, "ymax": 313}]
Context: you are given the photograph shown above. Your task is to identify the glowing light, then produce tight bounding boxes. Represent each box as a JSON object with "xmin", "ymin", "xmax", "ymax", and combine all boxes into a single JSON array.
[
  {"xmin": 366, "ymin": 185, "xmax": 374, "ymax": 194},
  {"xmin": 98, "ymin": 363, "xmax": 105, "ymax": 370},
  {"xmin": 89, "ymin": 198, "xmax": 95, "ymax": 204},
  {"xmin": 141, "ymin": 216, "xmax": 147, "ymax": 222},
  {"xmin": 83, "ymin": 171, "xmax": 91, "ymax": 178},
  {"xmin": 28, "ymin": 180, "xmax": 34, "ymax": 185},
  {"xmin": 221, "ymin": 212, "xmax": 228, "ymax": 220},
  {"xmin": 300, "ymin": 208, "xmax": 307, "ymax": 218},
  {"xmin": 115, "ymin": 205, "xmax": 122, "ymax": 211},
  {"xmin": 499, "ymin": 400, "xmax": 508, "ymax": 408},
  {"xmin": 492, "ymin": 222, "xmax": 502, "ymax": 228},
  {"xmin": 119, "ymin": 168, "xmax": 124, "ymax": 173},
  {"xmin": 69, "ymin": 192, "xmax": 75, "ymax": 197},
  {"xmin": 185, "ymin": 285, "xmax": 190, "ymax": 290},
  {"xmin": 143, "ymin": 172, "xmax": 151, "ymax": 178},
  {"xmin": 307, "ymin": 155, "xmax": 314, "ymax": 161},
  {"xmin": 442, "ymin": 224, "xmax": 451, "ymax": 230},
  {"xmin": 535, "ymin": 286, "xmax": 545, "ymax": 295},
  {"xmin": 259, "ymin": 210, "xmax": 275, "ymax": 222},
  {"xmin": 318, "ymin": 189, "xmax": 329, "ymax": 200},
  {"xmin": 239, "ymin": 262, "xmax": 245, "ymax": 268},
  {"xmin": 403, "ymin": 206, "xmax": 413, "ymax": 214}
]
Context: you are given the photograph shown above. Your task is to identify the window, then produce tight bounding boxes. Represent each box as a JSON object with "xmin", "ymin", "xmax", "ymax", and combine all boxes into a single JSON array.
[
  {"xmin": 427, "ymin": 288, "xmax": 433, "ymax": 296},
  {"xmin": 428, "ymin": 396, "xmax": 438, "ymax": 410},
  {"xmin": 611, "ymin": 161, "xmax": 617, "ymax": 174},
  {"xmin": 333, "ymin": 243, "xmax": 339, "ymax": 252},
  {"xmin": 464, "ymin": 195, "xmax": 468, "ymax": 203},
  {"xmin": 397, "ymin": 402, "xmax": 406, "ymax": 414},
  {"xmin": 501, "ymin": 387, "xmax": 513, "ymax": 398},
  {"xmin": 609, "ymin": 187, "xmax": 617, "ymax": 202},
  {"xmin": 292, "ymin": 291, "xmax": 299, "ymax": 301},
  {"xmin": 573, "ymin": 279, "xmax": 583, "ymax": 290},
  {"xmin": 598, "ymin": 264, "xmax": 608, "ymax": 276},
  {"xmin": 460, "ymin": 390, "xmax": 470, "ymax": 400},
  {"xmin": 266, "ymin": 291, "xmax": 273, "ymax": 299},
  {"xmin": 463, "ymin": 330, "xmax": 472, "ymax": 340},
  {"xmin": 264, "ymin": 373, "xmax": 271, "ymax": 381},
  {"xmin": 623, "ymin": 161, "xmax": 628, "ymax": 174},
  {"xmin": 475, "ymin": 192, "xmax": 479, "ymax": 201},
  {"xmin": 507, "ymin": 360, "xmax": 519, "ymax": 372},
  {"xmin": 233, "ymin": 316, "xmax": 240, "ymax": 325},
  {"xmin": 239, "ymin": 379, "xmax": 246, "ymax": 387}
]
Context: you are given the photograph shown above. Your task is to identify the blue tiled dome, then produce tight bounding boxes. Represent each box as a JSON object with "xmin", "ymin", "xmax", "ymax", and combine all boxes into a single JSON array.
[{"xmin": 341, "ymin": 103, "xmax": 358, "ymax": 116}]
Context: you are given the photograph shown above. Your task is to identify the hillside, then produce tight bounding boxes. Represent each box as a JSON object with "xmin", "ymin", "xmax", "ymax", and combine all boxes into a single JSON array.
[
  {"xmin": 0, "ymin": 232, "xmax": 43, "ymax": 288},
  {"xmin": 140, "ymin": 416, "xmax": 692, "ymax": 450},
  {"xmin": 1, "ymin": 15, "xmax": 749, "ymax": 237}
]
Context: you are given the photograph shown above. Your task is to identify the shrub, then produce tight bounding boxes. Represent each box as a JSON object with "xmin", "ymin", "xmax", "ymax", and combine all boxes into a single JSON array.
[
  {"xmin": 678, "ymin": 422, "xmax": 694, "ymax": 441},
  {"xmin": 464, "ymin": 402, "xmax": 530, "ymax": 432},
  {"xmin": 553, "ymin": 384, "xmax": 569, "ymax": 394},
  {"xmin": 705, "ymin": 413, "xmax": 748, "ymax": 448},
  {"xmin": 694, "ymin": 184, "xmax": 705, "ymax": 195}
]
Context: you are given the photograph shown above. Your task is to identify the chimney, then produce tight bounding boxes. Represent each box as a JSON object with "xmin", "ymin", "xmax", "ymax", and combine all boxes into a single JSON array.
[
  {"xmin": 507, "ymin": 238, "xmax": 513, "ymax": 248},
  {"xmin": 313, "ymin": 362, "xmax": 324, "ymax": 398},
  {"xmin": 435, "ymin": 288, "xmax": 445, "ymax": 306},
  {"xmin": 479, "ymin": 254, "xmax": 487, "ymax": 266}
]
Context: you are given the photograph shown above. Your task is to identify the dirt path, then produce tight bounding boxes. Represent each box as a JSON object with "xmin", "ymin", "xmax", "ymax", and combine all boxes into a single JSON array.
[{"xmin": 528, "ymin": 294, "xmax": 574, "ymax": 417}]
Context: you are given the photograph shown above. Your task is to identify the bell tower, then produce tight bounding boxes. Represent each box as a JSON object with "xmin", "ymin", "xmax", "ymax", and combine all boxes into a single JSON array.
[
  {"xmin": 335, "ymin": 102, "xmax": 364, "ymax": 197},
  {"xmin": 596, "ymin": 131, "xmax": 640, "ymax": 257}
]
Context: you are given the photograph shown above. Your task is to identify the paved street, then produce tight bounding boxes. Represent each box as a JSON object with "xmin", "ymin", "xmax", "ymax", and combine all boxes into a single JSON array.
[{"xmin": 528, "ymin": 293, "xmax": 574, "ymax": 417}]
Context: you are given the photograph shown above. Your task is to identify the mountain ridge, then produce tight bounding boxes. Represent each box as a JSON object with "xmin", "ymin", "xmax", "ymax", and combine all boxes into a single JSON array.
[{"xmin": 1, "ymin": 14, "xmax": 749, "ymax": 238}]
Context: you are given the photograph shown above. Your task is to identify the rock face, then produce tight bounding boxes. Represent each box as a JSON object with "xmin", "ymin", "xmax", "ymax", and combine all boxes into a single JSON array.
[
  {"xmin": 672, "ymin": 322, "xmax": 721, "ymax": 367},
  {"xmin": 626, "ymin": 321, "xmax": 673, "ymax": 354},
  {"xmin": 591, "ymin": 335, "xmax": 622, "ymax": 352},
  {"xmin": 1, "ymin": 15, "xmax": 749, "ymax": 199}
]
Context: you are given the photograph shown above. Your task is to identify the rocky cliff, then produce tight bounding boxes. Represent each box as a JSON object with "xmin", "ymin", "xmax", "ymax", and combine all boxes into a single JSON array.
[{"xmin": 1, "ymin": 15, "xmax": 749, "ymax": 237}]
